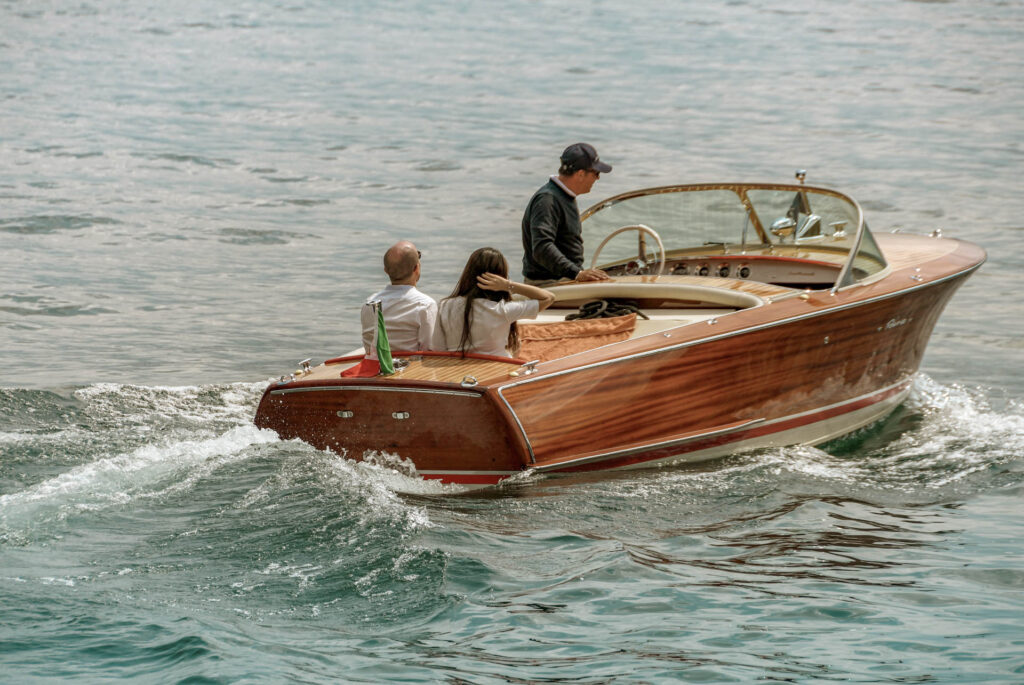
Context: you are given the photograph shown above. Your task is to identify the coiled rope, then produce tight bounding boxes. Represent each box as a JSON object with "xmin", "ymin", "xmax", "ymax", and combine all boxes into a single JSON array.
[{"xmin": 564, "ymin": 299, "xmax": 650, "ymax": 321}]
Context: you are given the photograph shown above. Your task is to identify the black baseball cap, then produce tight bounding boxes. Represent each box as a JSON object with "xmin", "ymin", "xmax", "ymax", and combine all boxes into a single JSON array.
[{"xmin": 560, "ymin": 142, "xmax": 612, "ymax": 174}]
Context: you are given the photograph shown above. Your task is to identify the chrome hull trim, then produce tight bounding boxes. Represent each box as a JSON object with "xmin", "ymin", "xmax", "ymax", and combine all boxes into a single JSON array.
[
  {"xmin": 271, "ymin": 385, "xmax": 482, "ymax": 398},
  {"xmin": 758, "ymin": 377, "xmax": 910, "ymax": 429},
  {"xmin": 556, "ymin": 379, "xmax": 912, "ymax": 474},
  {"xmin": 533, "ymin": 418, "xmax": 767, "ymax": 472}
]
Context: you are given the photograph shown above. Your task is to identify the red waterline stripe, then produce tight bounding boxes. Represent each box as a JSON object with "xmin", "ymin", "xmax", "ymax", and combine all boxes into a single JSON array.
[
  {"xmin": 420, "ymin": 382, "xmax": 911, "ymax": 484},
  {"xmin": 553, "ymin": 381, "xmax": 911, "ymax": 474}
]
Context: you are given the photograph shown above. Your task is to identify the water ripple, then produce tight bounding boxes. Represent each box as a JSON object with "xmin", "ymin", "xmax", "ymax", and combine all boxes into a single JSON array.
[{"xmin": 0, "ymin": 215, "xmax": 121, "ymax": 234}]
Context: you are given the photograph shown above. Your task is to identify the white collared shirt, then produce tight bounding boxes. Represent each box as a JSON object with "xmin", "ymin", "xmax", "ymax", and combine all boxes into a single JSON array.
[
  {"xmin": 550, "ymin": 174, "xmax": 577, "ymax": 198},
  {"xmin": 361, "ymin": 284, "xmax": 438, "ymax": 356}
]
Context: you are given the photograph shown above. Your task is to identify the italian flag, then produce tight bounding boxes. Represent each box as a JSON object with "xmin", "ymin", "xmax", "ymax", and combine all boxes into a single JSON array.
[{"xmin": 372, "ymin": 300, "xmax": 394, "ymax": 376}]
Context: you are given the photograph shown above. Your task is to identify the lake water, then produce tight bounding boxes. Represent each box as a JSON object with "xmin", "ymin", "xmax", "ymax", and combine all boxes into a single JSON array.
[{"xmin": 2, "ymin": 0, "xmax": 1023, "ymax": 682}]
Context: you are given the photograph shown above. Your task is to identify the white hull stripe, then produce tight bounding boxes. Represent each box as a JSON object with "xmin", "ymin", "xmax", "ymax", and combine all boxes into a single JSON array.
[{"xmin": 420, "ymin": 378, "xmax": 912, "ymax": 480}]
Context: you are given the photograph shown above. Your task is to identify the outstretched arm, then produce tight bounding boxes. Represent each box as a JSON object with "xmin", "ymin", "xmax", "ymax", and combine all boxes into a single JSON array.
[{"xmin": 477, "ymin": 273, "xmax": 555, "ymax": 312}]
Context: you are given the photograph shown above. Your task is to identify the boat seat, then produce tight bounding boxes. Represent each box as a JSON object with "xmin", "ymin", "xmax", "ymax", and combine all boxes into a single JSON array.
[
  {"xmin": 533, "ymin": 307, "xmax": 734, "ymax": 338},
  {"xmin": 630, "ymin": 309, "xmax": 736, "ymax": 337},
  {"xmin": 546, "ymin": 281, "xmax": 763, "ymax": 309},
  {"xmin": 518, "ymin": 314, "xmax": 637, "ymax": 362}
]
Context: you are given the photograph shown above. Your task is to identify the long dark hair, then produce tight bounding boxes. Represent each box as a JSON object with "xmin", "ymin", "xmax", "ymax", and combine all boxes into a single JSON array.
[{"xmin": 445, "ymin": 247, "xmax": 518, "ymax": 354}]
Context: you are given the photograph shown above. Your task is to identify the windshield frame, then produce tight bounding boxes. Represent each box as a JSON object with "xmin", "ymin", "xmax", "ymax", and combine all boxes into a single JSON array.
[{"xmin": 580, "ymin": 182, "xmax": 875, "ymax": 292}]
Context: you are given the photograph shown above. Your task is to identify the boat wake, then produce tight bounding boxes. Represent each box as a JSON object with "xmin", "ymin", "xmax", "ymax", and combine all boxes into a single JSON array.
[
  {"xmin": 0, "ymin": 424, "xmax": 278, "ymax": 540},
  {"xmin": 0, "ymin": 381, "xmax": 466, "ymax": 547},
  {"xmin": 1, "ymin": 382, "xmax": 272, "ymax": 542},
  {"xmin": 0, "ymin": 375, "xmax": 1021, "ymax": 685},
  {"xmin": 815, "ymin": 373, "xmax": 1024, "ymax": 500},
  {"xmin": 2, "ymin": 373, "xmax": 1020, "ymax": 545}
]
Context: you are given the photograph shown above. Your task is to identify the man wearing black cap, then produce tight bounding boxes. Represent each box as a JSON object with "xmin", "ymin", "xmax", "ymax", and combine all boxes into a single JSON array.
[{"xmin": 521, "ymin": 142, "xmax": 613, "ymax": 284}]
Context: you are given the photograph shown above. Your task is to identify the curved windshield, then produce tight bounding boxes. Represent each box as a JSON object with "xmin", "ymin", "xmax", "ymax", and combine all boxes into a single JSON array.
[{"xmin": 581, "ymin": 183, "xmax": 885, "ymax": 289}]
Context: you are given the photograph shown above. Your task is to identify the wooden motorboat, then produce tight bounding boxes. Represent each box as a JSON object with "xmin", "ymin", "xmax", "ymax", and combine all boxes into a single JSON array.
[{"xmin": 254, "ymin": 176, "xmax": 985, "ymax": 486}]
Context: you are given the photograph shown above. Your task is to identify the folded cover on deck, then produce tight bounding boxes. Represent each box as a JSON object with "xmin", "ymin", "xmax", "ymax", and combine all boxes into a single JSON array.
[{"xmin": 518, "ymin": 313, "xmax": 636, "ymax": 362}]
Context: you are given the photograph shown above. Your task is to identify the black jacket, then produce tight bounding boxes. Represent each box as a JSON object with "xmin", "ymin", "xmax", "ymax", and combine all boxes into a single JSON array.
[{"xmin": 521, "ymin": 179, "xmax": 583, "ymax": 281}]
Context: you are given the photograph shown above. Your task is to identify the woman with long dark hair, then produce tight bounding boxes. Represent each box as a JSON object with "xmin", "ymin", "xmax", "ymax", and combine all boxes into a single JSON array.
[{"xmin": 432, "ymin": 247, "xmax": 555, "ymax": 357}]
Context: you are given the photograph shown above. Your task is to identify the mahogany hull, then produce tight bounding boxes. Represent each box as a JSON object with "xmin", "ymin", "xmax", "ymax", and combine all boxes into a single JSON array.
[
  {"xmin": 501, "ymin": 274, "xmax": 964, "ymax": 473},
  {"xmin": 254, "ymin": 253, "xmax": 978, "ymax": 487}
]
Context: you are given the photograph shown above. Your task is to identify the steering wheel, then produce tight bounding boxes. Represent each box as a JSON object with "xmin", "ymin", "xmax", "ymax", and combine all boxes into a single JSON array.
[{"xmin": 590, "ymin": 224, "xmax": 666, "ymax": 277}]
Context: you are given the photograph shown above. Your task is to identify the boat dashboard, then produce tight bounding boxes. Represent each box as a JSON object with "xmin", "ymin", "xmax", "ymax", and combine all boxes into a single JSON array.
[{"xmin": 600, "ymin": 248, "xmax": 845, "ymax": 289}]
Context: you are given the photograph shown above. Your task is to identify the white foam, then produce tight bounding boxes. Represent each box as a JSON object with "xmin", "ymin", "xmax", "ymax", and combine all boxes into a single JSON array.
[
  {"xmin": 0, "ymin": 430, "xmax": 36, "ymax": 444},
  {"xmin": 320, "ymin": 453, "xmax": 440, "ymax": 527},
  {"xmin": 497, "ymin": 468, "xmax": 545, "ymax": 488},
  {"xmin": 878, "ymin": 375, "xmax": 1024, "ymax": 484},
  {"xmin": 73, "ymin": 381, "xmax": 266, "ymax": 426},
  {"xmin": 0, "ymin": 427, "xmax": 88, "ymax": 446},
  {"xmin": 357, "ymin": 450, "xmax": 468, "ymax": 496},
  {"xmin": 0, "ymin": 424, "xmax": 279, "ymax": 532},
  {"xmin": 233, "ymin": 446, "xmax": 439, "ymax": 543}
]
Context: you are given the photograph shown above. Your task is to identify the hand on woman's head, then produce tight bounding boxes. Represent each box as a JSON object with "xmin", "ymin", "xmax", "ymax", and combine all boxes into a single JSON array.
[{"xmin": 476, "ymin": 272, "xmax": 509, "ymax": 292}]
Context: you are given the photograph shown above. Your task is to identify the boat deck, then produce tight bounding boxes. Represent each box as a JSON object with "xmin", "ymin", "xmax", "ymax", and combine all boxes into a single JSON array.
[
  {"xmin": 310, "ymin": 353, "xmax": 521, "ymax": 385},
  {"xmin": 534, "ymin": 307, "xmax": 738, "ymax": 337},
  {"xmin": 304, "ymin": 274, "xmax": 794, "ymax": 384},
  {"xmin": 875, "ymin": 231, "xmax": 962, "ymax": 269},
  {"xmin": 298, "ymin": 234, "xmax": 968, "ymax": 387}
]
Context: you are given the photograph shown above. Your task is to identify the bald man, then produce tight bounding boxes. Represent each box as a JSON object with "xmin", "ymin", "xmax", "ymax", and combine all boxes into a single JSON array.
[{"xmin": 359, "ymin": 241, "xmax": 437, "ymax": 356}]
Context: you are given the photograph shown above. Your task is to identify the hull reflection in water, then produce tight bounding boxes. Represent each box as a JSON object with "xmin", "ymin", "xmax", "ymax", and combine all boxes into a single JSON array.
[{"xmin": 254, "ymin": 180, "xmax": 986, "ymax": 486}]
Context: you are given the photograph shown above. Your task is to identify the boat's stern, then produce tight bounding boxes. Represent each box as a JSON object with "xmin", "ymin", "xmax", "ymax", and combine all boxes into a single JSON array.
[{"xmin": 254, "ymin": 355, "xmax": 532, "ymax": 485}]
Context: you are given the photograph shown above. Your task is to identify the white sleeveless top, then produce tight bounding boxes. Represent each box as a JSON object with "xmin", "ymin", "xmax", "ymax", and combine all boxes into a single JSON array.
[{"xmin": 431, "ymin": 297, "xmax": 539, "ymax": 357}]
